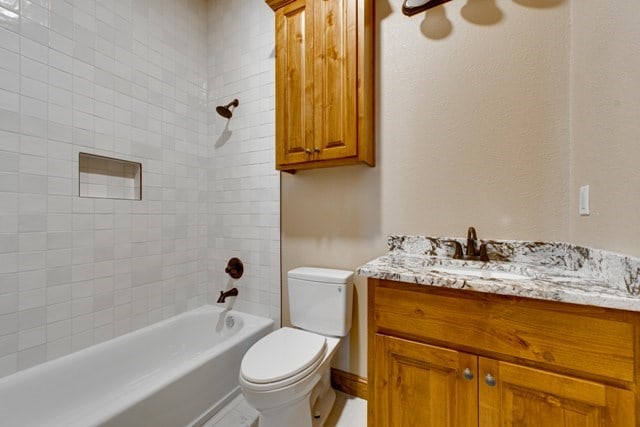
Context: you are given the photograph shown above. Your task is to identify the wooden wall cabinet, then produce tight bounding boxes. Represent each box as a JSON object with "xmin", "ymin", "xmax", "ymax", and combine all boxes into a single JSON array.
[
  {"xmin": 368, "ymin": 279, "xmax": 639, "ymax": 427},
  {"xmin": 266, "ymin": 0, "xmax": 374, "ymax": 172}
]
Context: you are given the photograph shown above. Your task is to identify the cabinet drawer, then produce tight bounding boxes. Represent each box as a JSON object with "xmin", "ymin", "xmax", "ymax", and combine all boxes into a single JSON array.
[{"xmin": 372, "ymin": 280, "xmax": 635, "ymax": 383}]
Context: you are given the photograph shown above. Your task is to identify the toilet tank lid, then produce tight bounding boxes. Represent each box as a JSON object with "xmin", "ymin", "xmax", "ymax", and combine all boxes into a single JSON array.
[{"xmin": 288, "ymin": 267, "xmax": 353, "ymax": 284}]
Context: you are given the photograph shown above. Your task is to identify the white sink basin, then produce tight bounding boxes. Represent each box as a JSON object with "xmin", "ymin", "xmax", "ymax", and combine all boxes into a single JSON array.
[{"xmin": 432, "ymin": 266, "xmax": 529, "ymax": 280}]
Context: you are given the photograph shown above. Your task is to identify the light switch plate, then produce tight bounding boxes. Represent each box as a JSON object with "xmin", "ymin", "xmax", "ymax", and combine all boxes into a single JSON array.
[{"xmin": 579, "ymin": 185, "xmax": 590, "ymax": 216}]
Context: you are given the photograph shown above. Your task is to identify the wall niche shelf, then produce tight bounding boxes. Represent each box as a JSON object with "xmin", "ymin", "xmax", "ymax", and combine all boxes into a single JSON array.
[{"xmin": 79, "ymin": 153, "xmax": 142, "ymax": 200}]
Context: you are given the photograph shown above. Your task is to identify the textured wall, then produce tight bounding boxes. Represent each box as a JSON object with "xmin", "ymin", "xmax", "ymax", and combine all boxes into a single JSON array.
[
  {"xmin": 281, "ymin": 0, "xmax": 571, "ymax": 377},
  {"xmin": 570, "ymin": 0, "xmax": 640, "ymax": 258},
  {"xmin": 206, "ymin": 0, "xmax": 280, "ymax": 323},
  {"xmin": 0, "ymin": 0, "xmax": 210, "ymax": 377}
]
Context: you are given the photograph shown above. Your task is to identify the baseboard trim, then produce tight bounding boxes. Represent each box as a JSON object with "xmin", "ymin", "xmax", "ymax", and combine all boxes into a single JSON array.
[{"xmin": 330, "ymin": 368, "xmax": 368, "ymax": 401}]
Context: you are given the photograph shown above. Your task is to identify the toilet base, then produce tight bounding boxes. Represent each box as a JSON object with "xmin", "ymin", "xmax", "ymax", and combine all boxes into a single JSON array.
[
  {"xmin": 310, "ymin": 376, "xmax": 335, "ymax": 427},
  {"xmin": 257, "ymin": 394, "xmax": 315, "ymax": 427},
  {"xmin": 255, "ymin": 370, "xmax": 336, "ymax": 427}
]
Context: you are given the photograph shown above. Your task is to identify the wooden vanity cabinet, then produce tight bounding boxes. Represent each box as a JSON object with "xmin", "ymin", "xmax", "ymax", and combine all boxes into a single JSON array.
[
  {"xmin": 368, "ymin": 279, "xmax": 639, "ymax": 427},
  {"xmin": 374, "ymin": 334, "xmax": 478, "ymax": 426},
  {"xmin": 266, "ymin": 0, "xmax": 374, "ymax": 172}
]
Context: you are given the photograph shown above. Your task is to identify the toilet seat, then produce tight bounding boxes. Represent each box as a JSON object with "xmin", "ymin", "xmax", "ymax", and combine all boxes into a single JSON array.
[{"xmin": 240, "ymin": 327, "xmax": 327, "ymax": 392}]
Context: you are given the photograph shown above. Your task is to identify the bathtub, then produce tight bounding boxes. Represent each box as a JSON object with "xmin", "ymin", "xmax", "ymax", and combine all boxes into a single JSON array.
[{"xmin": 0, "ymin": 305, "xmax": 274, "ymax": 427}]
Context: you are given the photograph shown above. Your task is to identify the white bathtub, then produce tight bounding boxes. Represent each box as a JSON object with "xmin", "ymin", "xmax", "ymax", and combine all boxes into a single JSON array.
[{"xmin": 0, "ymin": 305, "xmax": 274, "ymax": 427}]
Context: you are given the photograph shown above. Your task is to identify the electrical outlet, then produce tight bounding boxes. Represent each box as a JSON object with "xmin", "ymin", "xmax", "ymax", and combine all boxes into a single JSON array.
[{"xmin": 579, "ymin": 185, "xmax": 590, "ymax": 216}]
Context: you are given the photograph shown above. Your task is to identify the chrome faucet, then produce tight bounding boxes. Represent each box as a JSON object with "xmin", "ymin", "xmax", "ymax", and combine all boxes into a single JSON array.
[{"xmin": 217, "ymin": 288, "xmax": 238, "ymax": 303}]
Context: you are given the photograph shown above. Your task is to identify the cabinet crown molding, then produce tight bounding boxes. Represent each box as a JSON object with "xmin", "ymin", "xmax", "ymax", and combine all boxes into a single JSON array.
[{"xmin": 265, "ymin": 0, "xmax": 297, "ymax": 11}]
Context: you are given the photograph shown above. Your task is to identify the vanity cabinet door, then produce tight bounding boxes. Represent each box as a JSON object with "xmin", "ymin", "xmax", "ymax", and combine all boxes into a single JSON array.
[
  {"xmin": 373, "ymin": 334, "xmax": 478, "ymax": 427},
  {"xmin": 478, "ymin": 358, "xmax": 636, "ymax": 427}
]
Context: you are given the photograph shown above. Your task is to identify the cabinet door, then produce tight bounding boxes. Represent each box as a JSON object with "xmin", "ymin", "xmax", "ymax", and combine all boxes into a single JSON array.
[
  {"xmin": 275, "ymin": 0, "xmax": 314, "ymax": 167},
  {"xmin": 373, "ymin": 334, "xmax": 478, "ymax": 427},
  {"xmin": 479, "ymin": 358, "xmax": 636, "ymax": 427},
  {"xmin": 311, "ymin": 0, "xmax": 358, "ymax": 161}
]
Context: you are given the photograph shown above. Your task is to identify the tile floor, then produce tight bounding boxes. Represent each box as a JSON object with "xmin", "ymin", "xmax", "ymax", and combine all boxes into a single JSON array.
[
  {"xmin": 204, "ymin": 390, "xmax": 367, "ymax": 427},
  {"xmin": 325, "ymin": 391, "xmax": 367, "ymax": 426}
]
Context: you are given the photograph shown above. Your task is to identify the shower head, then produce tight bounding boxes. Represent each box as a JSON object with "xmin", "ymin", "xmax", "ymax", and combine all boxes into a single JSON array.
[{"xmin": 216, "ymin": 99, "xmax": 239, "ymax": 119}]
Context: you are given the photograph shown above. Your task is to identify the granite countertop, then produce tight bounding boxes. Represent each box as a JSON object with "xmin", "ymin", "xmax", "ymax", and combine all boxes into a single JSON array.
[{"xmin": 356, "ymin": 235, "xmax": 640, "ymax": 312}]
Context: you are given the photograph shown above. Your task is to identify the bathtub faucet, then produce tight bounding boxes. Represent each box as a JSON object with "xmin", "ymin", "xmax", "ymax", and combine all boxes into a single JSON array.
[{"xmin": 217, "ymin": 288, "xmax": 238, "ymax": 303}]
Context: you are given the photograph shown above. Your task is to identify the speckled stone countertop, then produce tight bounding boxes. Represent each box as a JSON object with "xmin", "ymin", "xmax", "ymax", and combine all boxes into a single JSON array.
[{"xmin": 356, "ymin": 235, "xmax": 640, "ymax": 312}]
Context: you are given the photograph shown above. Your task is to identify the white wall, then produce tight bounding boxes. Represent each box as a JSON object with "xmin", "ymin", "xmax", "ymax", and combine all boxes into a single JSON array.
[
  {"xmin": 0, "ymin": 0, "xmax": 281, "ymax": 379},
  {"xmin": 570, "ymin": 0, "xmax": 640, "ymax": 258},
  {"xmin": 0, "ymin": 0, "xmax": 211, "ymax": 377},
  {"xmin": 206, "ymin": 0, "xmax": 279, "ymax": 324}
]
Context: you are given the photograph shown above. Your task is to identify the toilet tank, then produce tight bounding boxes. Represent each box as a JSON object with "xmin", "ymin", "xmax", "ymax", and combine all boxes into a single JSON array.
[{"xmin": 288, "ymin": 267, "xmax": 354, "ymax": 337}]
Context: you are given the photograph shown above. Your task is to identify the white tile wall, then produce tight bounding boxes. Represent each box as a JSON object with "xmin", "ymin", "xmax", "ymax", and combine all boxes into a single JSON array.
[
  {"xmin": 0, "ymin": 0, "xmax": 222, "ymax": 378},
  {"xmin": 207, "ymin": 0, "xmax": 279, "ymax": 325}
]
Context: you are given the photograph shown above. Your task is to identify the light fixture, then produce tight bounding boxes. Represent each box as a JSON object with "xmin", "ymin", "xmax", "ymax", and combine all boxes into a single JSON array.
[{"xmin": 402, "ymin": 0, "xmax": 452, "ymax": 17}]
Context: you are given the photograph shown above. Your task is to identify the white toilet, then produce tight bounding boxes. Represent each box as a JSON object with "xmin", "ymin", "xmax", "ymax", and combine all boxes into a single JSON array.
[{"xmin": 238, "ymin": 267, "xmax": 354, "ymax": 427}]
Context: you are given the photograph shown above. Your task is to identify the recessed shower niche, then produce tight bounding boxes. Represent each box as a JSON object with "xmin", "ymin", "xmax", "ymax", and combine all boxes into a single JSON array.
[{"xmin": 79, "ymin": 153, "xmax": 142, "ymax": 200}]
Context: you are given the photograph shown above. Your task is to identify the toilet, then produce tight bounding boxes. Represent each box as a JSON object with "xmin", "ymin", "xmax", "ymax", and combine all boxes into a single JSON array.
[{"xmin": 238, "ymin": 267, "xmax": 354, "ymax": 427}]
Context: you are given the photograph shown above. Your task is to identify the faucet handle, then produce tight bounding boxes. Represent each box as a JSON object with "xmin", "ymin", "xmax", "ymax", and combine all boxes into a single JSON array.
[
  {"xmin": 449, "ymin": 241, "xmax": 464, "ymax": 259},
  {"xmin": 479, "ymin": 241, "xmax": 500, "ymax": 262},
  {"xmin": 225, "ymin": 257, "xmax": 244, "ymax": 279},
  {"xmin": 479, "ymin": 243, "xmax": 489, "ymax": 262}
]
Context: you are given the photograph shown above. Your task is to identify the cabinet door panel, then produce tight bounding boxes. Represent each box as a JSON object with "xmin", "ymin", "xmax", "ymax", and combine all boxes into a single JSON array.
[
  {"xmin": 374, "ymin": 334, "xmax": 477, "ymax": 427},
  {"xmin": 479, "ymin": 358, "xmax": 636, "ymax": 427},
  {"xmin": 275, "ymin": 0, "xmax": 314, "ymax": 167},
  {"xmin": 312, "ymin": 0, "xmax": 357, "ymax": 160}
]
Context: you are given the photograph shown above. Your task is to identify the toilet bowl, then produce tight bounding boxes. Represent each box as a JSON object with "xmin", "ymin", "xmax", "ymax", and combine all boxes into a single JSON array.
[{"xmin": 238, "ymin": 268, "xmax": 353, "ymax": 427}]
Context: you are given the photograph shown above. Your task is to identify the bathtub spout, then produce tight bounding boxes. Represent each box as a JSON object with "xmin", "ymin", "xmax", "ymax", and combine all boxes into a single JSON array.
[{"xmin": 217, "ymin": 288, "xmax": 238, "ymax": 303}]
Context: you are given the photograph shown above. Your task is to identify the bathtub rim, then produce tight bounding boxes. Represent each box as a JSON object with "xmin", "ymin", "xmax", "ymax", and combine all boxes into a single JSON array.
[{"xmin": 0, "ymin": 305, "xmax": 275, "ymax": 427}]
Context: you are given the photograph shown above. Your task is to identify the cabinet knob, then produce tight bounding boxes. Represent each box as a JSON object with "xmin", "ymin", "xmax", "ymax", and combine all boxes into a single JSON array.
[
  {"xmin": 305, "ymin": 148, "xmax": 312, "ymax": 154},
  {"xmin": 462, "ymin": 368, "xmax": 474, "ymax": 381},
  {"xmin": 314, "ymin": 147, "xmax": 321, "ymax": 153},
  {"xmin": 484, "ymin": 373, "xmax": 497, "ymax": 387}
]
